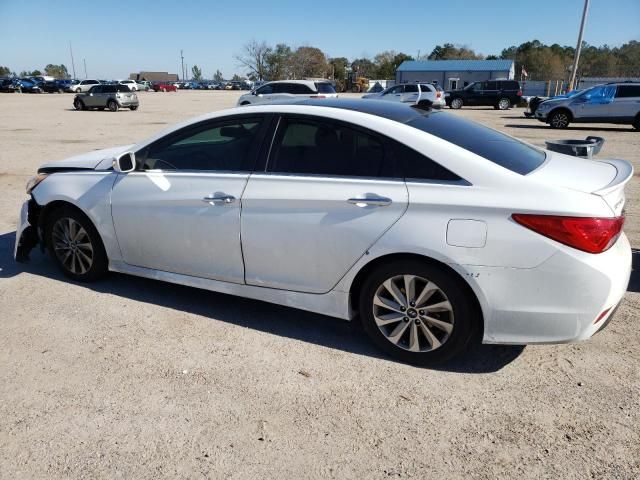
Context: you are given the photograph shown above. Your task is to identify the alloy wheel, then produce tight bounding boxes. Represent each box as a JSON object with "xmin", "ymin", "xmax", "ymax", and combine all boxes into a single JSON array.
[
  {"xmin": 451, "ymin": 98, "xmax": 463, "ymax": 109},
  {"xmin": 373, "ymin": 274, "xmax": 454, "ymax": 353},
  {"xmin": 551, "ymin": 112, "xmax": 569, "ymax": 128},
  {"xmin": 52, "ymin": 217, "xmax": 94, "ymax": 275}
]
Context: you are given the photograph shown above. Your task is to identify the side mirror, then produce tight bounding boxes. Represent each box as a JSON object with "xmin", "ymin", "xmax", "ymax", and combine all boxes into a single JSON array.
[{"xmin": 113, "ymin": 152, "xmax": 136, "ymax": 173}]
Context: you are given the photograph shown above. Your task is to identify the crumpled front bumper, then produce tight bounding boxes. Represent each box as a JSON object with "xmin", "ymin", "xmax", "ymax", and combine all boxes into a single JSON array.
[{"xmin": 14, "ymin": 198, "xmax": 41, "ymax": 261}]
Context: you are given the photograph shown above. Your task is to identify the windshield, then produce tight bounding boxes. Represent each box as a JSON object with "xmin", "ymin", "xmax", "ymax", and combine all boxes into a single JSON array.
[{"xmin": 407, "ymin": 111, "xmax": 546, "ymax": 175}]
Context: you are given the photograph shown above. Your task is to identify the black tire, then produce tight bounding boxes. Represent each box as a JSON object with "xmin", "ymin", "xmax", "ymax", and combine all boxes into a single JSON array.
[
  {"xmin": 549, "ymin": 109, "xmax": 571, "ymax": 129},
  {"xmin": 497, "ymin": 97, "xmax": 511, "ymax": 110},
  {"xmin": 107, "ymin": 100, "xmax": 118, "ymax": 112},
  {"xmin": 359, "ymin": 260, "xmax": 477, "ymax": 366},
  {"xmin": 450, "ymin": 97, "xmax": 463, "ymax": 109},
  {"xmin": 73, "ymin": 98, "xmax": 85, "ymax": 111},
  {"xmin": 633, "ymin": 115, "xmax": 640, "ymax": 131},
  {"xmin": 98, "ymin": 107, "xmax": 105, "ymax": 111},
  {"xmin": 130, "ymin": 106, "xmax": 138, "ymax": 111},
  {"xmin": 44, "ymin": 206, "xmax": 108, "ymax": 282}
]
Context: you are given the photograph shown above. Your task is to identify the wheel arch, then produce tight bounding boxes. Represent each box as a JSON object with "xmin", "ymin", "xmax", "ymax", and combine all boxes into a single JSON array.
[
  {"xmin": 347, "ymin": 252, "xmax": 485, "ymax": 336},
  {"xmin": 38, "ymin": 200, "xmax": 97, "ymax": 244},
  {"xmin": 548, "ymin": 107, "xmax": 574, "ymax": 122}
]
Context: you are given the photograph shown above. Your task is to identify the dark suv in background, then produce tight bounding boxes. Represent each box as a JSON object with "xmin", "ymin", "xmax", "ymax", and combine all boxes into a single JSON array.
[{"xmin": 445, "ymin": 80, "xmax": 522, "ymax": 110}]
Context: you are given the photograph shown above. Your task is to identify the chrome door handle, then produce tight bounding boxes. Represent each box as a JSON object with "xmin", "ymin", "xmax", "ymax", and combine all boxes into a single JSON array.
[
  {"xmin": 348, "ymin": 197, "xmax": 392, "ymax": 207},
  {"xmin": 202, "ymin": 194, "xmax": 236, "ymax": 204}
]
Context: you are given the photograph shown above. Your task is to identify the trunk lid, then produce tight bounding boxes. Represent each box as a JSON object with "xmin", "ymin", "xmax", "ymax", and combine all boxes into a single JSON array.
[{"xmin": 529, "ymin": 151, "xmax": 633, "ymax": 215}]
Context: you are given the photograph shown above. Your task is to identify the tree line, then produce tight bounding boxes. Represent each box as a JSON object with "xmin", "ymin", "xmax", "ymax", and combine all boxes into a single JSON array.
[
  {"xmin": 232, "ymin": 39, "xmax": 639, "ymax": 83},
  {"xmin": 2, "ymin": 39, "xmax": 637, "ymax": 83}
]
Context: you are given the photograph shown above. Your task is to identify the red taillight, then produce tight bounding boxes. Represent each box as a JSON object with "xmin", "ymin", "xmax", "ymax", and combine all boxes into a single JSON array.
[
  {"xmin": 594, "ymin": 307, "xmax": 611, "ymax": 324},
  {"xmin": 517, "ymin": 90, "xmax": 523, "ymax": 96},
  {"xmin": 511, "ymin": 214, "xmax": 625, "ymax": 254},
  {"xmin": 436, "ymin": 91, "xmax": 442, "ymax": 98}
]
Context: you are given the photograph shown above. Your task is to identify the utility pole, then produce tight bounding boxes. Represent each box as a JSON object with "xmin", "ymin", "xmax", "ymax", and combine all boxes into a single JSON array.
[
  {"xmin": 83, "ymin": 59, "xmax": 87, "ymax": 79},
  {"xmin": 69, "ymin": 41, "xmax": 76, "ymax": 79},
  {"xmin": 180, "ymin": 50, "xmax": 185, "ymax": 82},
  {"xmin": 568, "ymin": 0, "xmax": 590, "ymax": 91}
]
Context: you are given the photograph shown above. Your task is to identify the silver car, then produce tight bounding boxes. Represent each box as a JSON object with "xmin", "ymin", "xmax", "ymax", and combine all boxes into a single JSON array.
[
  {"xmin": 535, "ymin": 82, "xmax": 640, "ymax": 129},
  {"xmin": 73, "ymin": 84, "xmax": 139, "ymax": 112},
  {"xmin": 237, "ymin": 80, "xmax": 338, "ymax": 106},
  {"xmin": 362, "ymin": 83, "xmax": 446, "ymax": 109}
]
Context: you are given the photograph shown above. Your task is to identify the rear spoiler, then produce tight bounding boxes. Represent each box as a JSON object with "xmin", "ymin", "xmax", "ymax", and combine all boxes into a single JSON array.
[{"xmin": 593, "ymin": 159, "xmax": 634, "ymax": 195}]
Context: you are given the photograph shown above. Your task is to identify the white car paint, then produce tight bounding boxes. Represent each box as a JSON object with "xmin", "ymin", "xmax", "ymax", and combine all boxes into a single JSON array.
[
  {"xmin": 73, "ymin": 79, "xmax": 101, "ymax": 93},
  {"xmin": 363, "ymin": 83, "xmax": 446, "ymax": 108},
  {"xmin": 117, "ymin": 80, "xmax": 139, "ymax": 91},
  {"xmin": 237, "ymin": 80, "xmax": 338, "ymax": 106},
  {"xmin": 15, "ymin": 102, "xmax": 632, "ymax": 347}
]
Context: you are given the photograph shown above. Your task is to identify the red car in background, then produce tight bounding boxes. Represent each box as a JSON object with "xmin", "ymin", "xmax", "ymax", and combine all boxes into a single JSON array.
[{"xmin": 152, "ymin": 82, "xmax": 177, "ymax": 92}]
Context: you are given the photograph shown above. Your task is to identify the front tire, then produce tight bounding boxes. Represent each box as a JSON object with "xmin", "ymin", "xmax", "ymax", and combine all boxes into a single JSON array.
[
  {"xmin": 549, "ymin": 110, "xmax": 570, "ymax": 129},
  {"xmin": 45, "ymin": 206, "xmax": 108, "ymax": 282},
  {"xmin": 73, "ymin": 99, "xmax": 85, "ymax": 111},
  {"xmin": 497, "ymin": 97, "xmax": 511, "ymax": 110},
  {"xmin": 359, "ymin": 260, "xmax": 476, "ymax": 366},
  {"xmin": 450, "ymin": 97, "xmax": 463, "ymax": 109}
]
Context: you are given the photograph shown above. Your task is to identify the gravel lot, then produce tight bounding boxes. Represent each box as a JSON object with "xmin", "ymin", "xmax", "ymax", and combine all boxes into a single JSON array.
[{"xmin": 1, "ymin": 91, "xmax": 638, "ymax": 479}]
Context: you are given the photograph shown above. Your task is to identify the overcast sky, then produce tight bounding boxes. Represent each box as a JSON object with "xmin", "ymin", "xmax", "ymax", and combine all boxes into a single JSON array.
[{"xmin": 1, "ymin": 0, "xmax": 638, "ymax": 79}]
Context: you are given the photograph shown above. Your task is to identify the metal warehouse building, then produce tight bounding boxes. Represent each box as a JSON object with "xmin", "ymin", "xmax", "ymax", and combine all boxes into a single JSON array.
[{"xmin": 396, "ymin": 60, "xmax": 515, "ymax": 90}]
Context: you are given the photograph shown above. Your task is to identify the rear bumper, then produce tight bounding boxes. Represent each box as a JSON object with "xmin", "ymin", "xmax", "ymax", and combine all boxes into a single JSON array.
[
  {"xmin": 117, "ymin": 98, "xmax": 139, "ymax": 107},
  {"xmin": 457, "ymin": 233, "xmax": 631, "ymax": 344}
]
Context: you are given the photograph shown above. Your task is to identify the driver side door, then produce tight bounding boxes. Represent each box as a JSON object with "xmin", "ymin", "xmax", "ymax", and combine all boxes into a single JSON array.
[{"xmin": 110, "ymin": 114, "xmax": 271, "ymax": 283}]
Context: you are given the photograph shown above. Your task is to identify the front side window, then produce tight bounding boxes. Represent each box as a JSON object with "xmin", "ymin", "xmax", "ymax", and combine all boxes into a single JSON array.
[
  {"xmin": 142, "ymin": 117, "xmax": 264, "ymax": 171},
  {"xmin": 404, "ymin": 84, "xmax": 419, "ymax": 93},
  {"xmin": 385, "ymin": 86, "xmax": 403, "ymax": 95},
  {"xmin": 485, "ymin": 81, "xmax": 497, "ymax": 90},
  {"xmin": 577, "ymin": 85, "xmax": 616, "ymax": 104},
  {"xmin": 89, "ymin": 85, "xmax": 102, "ymax": 94},
  {"xmin": 257, "ymin": 84, "xmax": 273, "ymax": 95},
  {"xmin": 268, "ymin": 117, "xmax": 395, "ymax": 178}
]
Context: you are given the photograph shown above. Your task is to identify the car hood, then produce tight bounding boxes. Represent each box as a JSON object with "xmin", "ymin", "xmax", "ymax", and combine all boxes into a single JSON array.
[
  {"xmin": 38, "ymin": 144, "xmax": 135, "ymax": 173},
  {"xmin": 362, "ymin": 93, "xmax": 383, "ymax": 99},
  {"xmin": 539, "ymin": 98, "xmax": 568, "ymax": 107}
]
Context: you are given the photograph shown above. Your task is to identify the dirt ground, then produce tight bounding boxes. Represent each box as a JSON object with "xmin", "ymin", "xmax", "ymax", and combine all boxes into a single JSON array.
[{"xmin": 0, "ymin": 91, "xmax": 638, "ymax": 479}]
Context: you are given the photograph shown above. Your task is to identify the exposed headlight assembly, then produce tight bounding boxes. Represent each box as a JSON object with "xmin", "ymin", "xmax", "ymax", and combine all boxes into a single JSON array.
[{"xmin": 26, "ymin": 173, "xmax": 48, "ymax": 194}]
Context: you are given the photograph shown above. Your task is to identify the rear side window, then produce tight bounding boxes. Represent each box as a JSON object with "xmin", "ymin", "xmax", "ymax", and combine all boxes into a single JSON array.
[
  {"xmin": 290, "ymin": 83, "xmax": 315, "ymax": 94},
  {"xmin": 419, "ymin": 84, "xmax": 434, "ymax": 93},
  {"xmin": 615, "ymin": 85, "xmax": 640, "ymax": 98},
  {"xmin": 407, "ymin": 112, "xmax": 546, "ymax": 175},
  {"xmin": 268, "ymin": 117, "xmax": 395, "ymax": 178},
  {"xmin": 393, "ymin": 142, "xmax": 461, "ymax": 182},
  {"xmin": 315, "ymin": 82, "xmax": 336, "ymax": 94}
]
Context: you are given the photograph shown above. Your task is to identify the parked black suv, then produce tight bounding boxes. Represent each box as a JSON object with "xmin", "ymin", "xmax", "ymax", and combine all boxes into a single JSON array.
[{"xmin": 445, "ymin": 80, "xmax": 522, "ymax": 110}]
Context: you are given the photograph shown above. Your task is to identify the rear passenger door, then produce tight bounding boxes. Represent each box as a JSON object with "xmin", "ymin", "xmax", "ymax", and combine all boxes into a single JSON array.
[
  {"xmin": 240, "ymin": 115, "xmax": 408, "ymax": 293},
  {"xmin": 610, "ymin": 84, "xmax": 640, "ymax": 121}
]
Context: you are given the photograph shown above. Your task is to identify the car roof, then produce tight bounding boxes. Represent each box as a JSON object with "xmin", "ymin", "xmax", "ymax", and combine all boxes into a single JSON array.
[
  {"xmin": 266, "ymin": 98, "xmax": 431, "ymax": 124},
  {"xmin": 263, "ymin": 79, "xmax": 329, "ymax": 88}
]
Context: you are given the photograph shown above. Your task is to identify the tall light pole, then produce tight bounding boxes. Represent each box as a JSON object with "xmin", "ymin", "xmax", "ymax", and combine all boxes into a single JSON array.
[
  {"xmin": 568, "ymin": 0, "xmax": 590, "ymax": 91},
  {"xmin": 180, "ymin": 50, "xmax": 185, "ymax": 82},
  {"xmin": 69, "ymin": 41, "xmax": 76, "ymax": 79},
  {"xmin": 83, "ymin": 59, "xmax": 87, "ymax": 79}
]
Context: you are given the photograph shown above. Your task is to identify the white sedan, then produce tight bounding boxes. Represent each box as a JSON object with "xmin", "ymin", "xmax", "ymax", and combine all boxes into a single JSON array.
[
  {"xmin": 14, "ymin": 100, "xmax": 632, "ymax": 365},
  {"xmin": 363, "ymin": 83, "xmax": 446, "ymax": 109}
]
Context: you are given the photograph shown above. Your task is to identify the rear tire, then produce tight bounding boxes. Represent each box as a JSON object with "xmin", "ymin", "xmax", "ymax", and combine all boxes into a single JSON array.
[
  {"xmin": 107, "ymin": 100, "xmax": 118, "ymax": 112},
  {"xmin": 450, "ymin": 97, "xmax": 463, "ymax": 109},
  {"xmin": 76, "ymin": 87, "xmax": 81, "ymax": 93},
  {"xmin": 549, "ymin": 110, "xmax": 571, "ymax": 129},
  {"xmin": 44, "ymin": 206, "xmax": 108, "ymax": 282},
  {"xmin": 130, "ymin": 106, "xmax": 138, "ymax": 111},
  {"xmin": 359, "ymin": 260, "xmax": 477, "ymax": 366},
  {"xmin": 633, "ymin": 115, "xmax": 640, "ymax": 131}
]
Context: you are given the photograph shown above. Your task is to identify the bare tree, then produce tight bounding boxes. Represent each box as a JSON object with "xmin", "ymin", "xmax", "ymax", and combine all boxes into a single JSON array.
[{"xmin": 234, "ymin": 40, "xmax": 271, "ymax": 81}]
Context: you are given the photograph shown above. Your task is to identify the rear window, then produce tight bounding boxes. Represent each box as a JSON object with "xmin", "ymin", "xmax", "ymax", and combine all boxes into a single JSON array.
[
  {"xmin": 407, "ymin": 112, "xmax": 546, "ymax": 175},
  {"xmin": 315, "ymin": 82, "xmax": 336, "ymax": 94}
]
